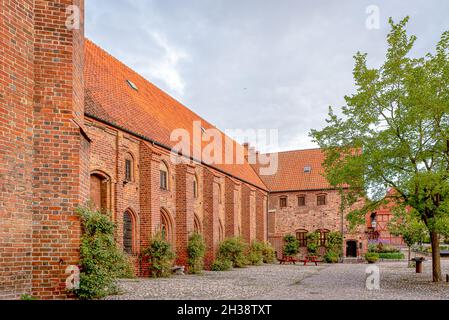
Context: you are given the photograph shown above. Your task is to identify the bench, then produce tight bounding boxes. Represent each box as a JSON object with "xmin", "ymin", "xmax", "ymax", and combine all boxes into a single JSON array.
[
  {"xmin": 278, "ymin": 256, "xmax": 298, "ymax": 265},
  {"xmin": 299, "ymin": 255, "xmax": 321, "ymax": 266},
  {"xmin": 440, "ymin": 250, "xmax": 449, "ymax": 257}
]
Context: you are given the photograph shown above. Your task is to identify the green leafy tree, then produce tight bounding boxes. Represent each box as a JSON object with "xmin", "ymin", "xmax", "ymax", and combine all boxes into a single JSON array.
[
  {"xmin": 310, "ymin": 17, "xmax": 449, "ymax": 282},
  {"xmin": 388, "ymin": 207, "xmax": 427, "ymax": 265}
]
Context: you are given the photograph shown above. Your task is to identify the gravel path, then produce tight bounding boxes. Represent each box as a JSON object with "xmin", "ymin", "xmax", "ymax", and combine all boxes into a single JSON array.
[{"xmin": 106, "ymin": 261, "xmax": 449, "ymax": 300}]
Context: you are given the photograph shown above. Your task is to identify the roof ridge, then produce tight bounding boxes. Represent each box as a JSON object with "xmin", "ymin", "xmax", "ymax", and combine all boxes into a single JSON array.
[{"xmin": 259, "ymin": 147, "xmax": 323, "ymax": 156}]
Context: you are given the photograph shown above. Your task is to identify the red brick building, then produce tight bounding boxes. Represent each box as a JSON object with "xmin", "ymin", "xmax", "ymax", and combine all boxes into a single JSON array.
[
  {"xmin": 83, "ymin": 40, "xmax": 268, "ymax": 274},
  {"xmin": 256, "ymin": 149, "xmax": 369, "ymax": 259},
  {"xmin": 365, "ymin": 190, "xmax": 404, "ymax": 246},
  {"xmin": 0, "ymin": 0, "xmax": 267, "ymax": 299},
  {"xmin": 0, "ymin": 1, "xmax": 398, "ymax": 300}
]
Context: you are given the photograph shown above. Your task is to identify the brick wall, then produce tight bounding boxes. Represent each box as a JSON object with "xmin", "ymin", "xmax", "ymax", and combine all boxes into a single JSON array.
[
  {"xmin": 202, "ymin": 169, "xmax": 220, "ymax": 268},
  {"xmin": 31, "ymin": 0, "xmax": 88, "ymax": 299},
  {"xmin": 0, "ymin": 0, "xmax": 35, "ymax": 299},
  {"xmin": 268, "ymin": 189, "xmax": 367, "ymax": 257},
  {"xmin": 175, "ymin": 163, "xmax": 195, "ymax": 268},
  {"xmin": 0, "ymin": 0, "xmax": 269, "ymax": 297}
]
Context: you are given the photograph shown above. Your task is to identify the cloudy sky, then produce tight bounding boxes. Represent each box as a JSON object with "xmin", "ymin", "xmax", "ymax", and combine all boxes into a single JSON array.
[{"xmin": 85, "ymin": 0, "xmax": 449, "ymax": 152}]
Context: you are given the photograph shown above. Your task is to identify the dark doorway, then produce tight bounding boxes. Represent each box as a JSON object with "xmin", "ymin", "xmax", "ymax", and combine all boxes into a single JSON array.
[
  {"xmin": 90, "ymin": 173, "xmax": 108, "ymax": 212},
  {"xmin": 346, "ymin": 240, "xmax": 357, "ymax": 257}
]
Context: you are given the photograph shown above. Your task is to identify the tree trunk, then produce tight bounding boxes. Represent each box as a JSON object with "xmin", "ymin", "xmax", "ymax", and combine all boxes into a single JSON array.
[
  {"xmin": 408, "ymin": 246, "xmax": 411, "ymax": 267},
  {"xmin": 430, "ymin": 231, "xmax": 442, "ymax": 282}
]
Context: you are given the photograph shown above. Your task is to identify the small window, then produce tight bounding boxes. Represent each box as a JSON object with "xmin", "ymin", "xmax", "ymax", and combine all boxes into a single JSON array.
[
  {"xmin": 160, "ymin": 162, "xmax": 169, "ymax": 191},
  {"xmin": 298, "ymin": 195, "xmax": 306, "ymax": 207},
  {"xmin": 296, "ymin": 230, "xmax": 308, "ymax": 247},
  {"xmin": 317, "ymin": 194, "xmax": 326, "ymax": 206},
  {"xmin": 280, "ymin": 197, "xmax": 287, "ymax": 208},
  {"xmin": 304, "ymin": 166, "xmax": 312, "ymax": 173},
  {"xmin": 125, "ymin": 159, "xmax": 132, "ymax": 182},
  {"xmin": 160, "ymin": 170, "xmax": 168, "ymax": 190}
]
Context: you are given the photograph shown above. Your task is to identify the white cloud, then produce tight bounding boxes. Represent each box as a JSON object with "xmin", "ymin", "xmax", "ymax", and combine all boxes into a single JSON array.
[
  {"xmin": 146, "ymin": 31, "xmax": 189, "ymax": 96},
  {"xmin": 86, "ymin": 0, "xmax": 449, "ymax": 152}
]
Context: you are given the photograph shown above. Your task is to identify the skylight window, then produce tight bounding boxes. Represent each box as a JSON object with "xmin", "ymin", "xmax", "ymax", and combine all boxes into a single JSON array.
[
  {"xmin": 126, "ymin": 79, "xmax": 138, "ymax": 91},
  {"xmin": 304, "ymin": 166, "xmax": 312, "ymax": 173}
]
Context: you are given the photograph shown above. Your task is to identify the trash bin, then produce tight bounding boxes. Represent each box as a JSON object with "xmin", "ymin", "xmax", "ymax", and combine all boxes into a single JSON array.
[{"xmin": 412, "ymin": 257, "xmax": 425, "ymax": 273}]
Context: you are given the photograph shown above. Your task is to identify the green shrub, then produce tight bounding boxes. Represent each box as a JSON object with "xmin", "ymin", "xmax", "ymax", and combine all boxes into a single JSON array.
[
  {"xmin": 306, "ymin": 232, "xmax": 319, "ymax": 255},
  {"xmin": 283, "ymin": 234, "xmax": 299, "ymax": 257},
  {"xmin": 261, "ymin": 242, "xmax": 276, "ymax": 264},
  {"xmin": 324, "ymin": 251, "xmax": 339, "ymax": 263},
  {"xmin": 248, "ymin": 240, "xmax": 264, "ymax": 266},
  {"xmin": 217, "ymin": 237, "xmax": 248, "ymax": 268},
  {"xmin": 211, "ymin": 258, "xmax": 233, "ymax": 271},
  {"xmin": 20, "ymin": 294, "xmax": 37, "ymax": 301},
  {"xmin": 187, "ymin": 233, "xmax": 206, "ymax": 274},
  {"xmin": 143, "ymin": 234, "xmax": 176, "ymax": 278},
  {"xmin": 376, "ymin": 243, "xmax": 400, "ymax": 253},
  {"xmin": 75, "ymin": 207, "xmax": 133, "ymax": 300},
  {"xmin": 365, "ymin": 252, "xmax": 380, "ymax": 263},
  {"xmin": 378, "ymin": 252, "xmax": 405, "ymax": 260}
]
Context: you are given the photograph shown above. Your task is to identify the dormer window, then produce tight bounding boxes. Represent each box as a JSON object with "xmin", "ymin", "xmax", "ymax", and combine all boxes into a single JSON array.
[
  {"xmin": 126, "ymin": 79, "xmax": 138, "ymax": 91},
  {"xmin": 304, "ymin": 166, "xmax": 312, "ymax": 173}
]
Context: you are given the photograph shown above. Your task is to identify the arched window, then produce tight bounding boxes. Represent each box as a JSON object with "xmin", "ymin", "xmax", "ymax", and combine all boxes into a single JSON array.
[
  {"xmin": 317, "ymin": 229, "xmax": 330, "ymax": 246},
  {"xmin": 295, "ymin": 229, "xmax": 308, "ymax": 247},
  {"xmin": 194, "ymin": 214, "xmax": 202, "ymax": 234},
  {"xmin": 218, "ymin": 220, "xmax": 224, "ymax": 242},
  {"xmin": 123, "ymin": 210, "xmax": 134, "ymax": 254},
  {"xmin": 160, "ymin": 161, "xmax": 169, "ymax": 191},
  {"xmin": 193, "ymin": 175, "xmax": 199, "ymax": 198},
  {"xmin": 161, "ymin": 209, "xmax": 173, "ymax": 243},
  {"xmin": 124, "ymin": 153, "xmax": 134, "ymax": 182}
]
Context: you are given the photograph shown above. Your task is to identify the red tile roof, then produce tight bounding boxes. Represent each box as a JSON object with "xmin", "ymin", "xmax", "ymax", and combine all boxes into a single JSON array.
[
  {"xmin": 256, "ymin": 148, "xmax": 333, "ymax": 192},
  {"xmin": 84, "ymin": 40, "xmax": 267, "ymax": 190}
]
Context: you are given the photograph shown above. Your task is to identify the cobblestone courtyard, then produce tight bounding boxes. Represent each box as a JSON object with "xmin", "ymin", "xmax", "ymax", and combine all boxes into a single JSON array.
[{"xmin": 107, "ymin": 261, "xmax": 449, "ymax": 300}]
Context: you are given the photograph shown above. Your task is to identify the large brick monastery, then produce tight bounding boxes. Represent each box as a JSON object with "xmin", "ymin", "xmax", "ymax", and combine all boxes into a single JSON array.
[{"xmin": 0, "ymin": 0, "xmax": 401, "ymax": 299}]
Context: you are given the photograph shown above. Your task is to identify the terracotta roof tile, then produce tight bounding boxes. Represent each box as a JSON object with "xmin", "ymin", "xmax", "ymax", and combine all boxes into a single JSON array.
[
  {"xmin": 84, "ymin": 40, "xmax": 266, "ymax": 190},
  {"xmin": 256, "ymin": 148, "xmax": 332, "ymax": 192}
]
